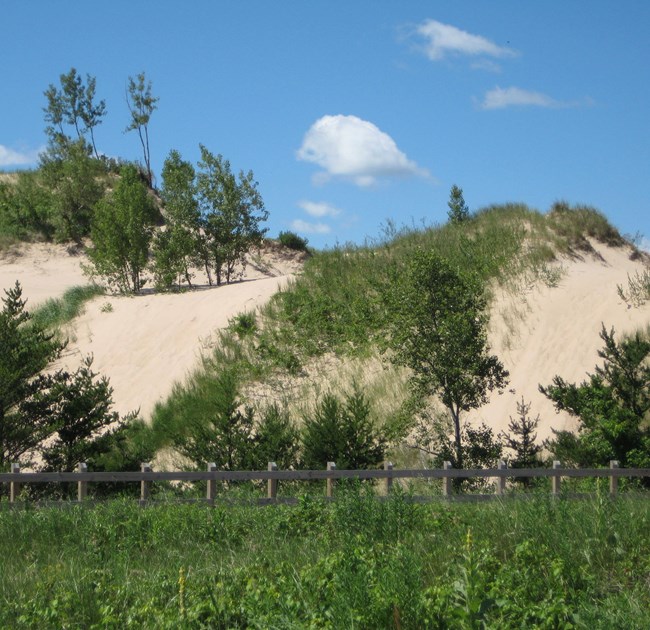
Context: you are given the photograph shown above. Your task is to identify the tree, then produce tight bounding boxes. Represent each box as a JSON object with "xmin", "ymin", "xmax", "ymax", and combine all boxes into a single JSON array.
[
  {"xmin": 301, "ymin": 385, "xmax": 387, "ymax": 470},
  {"xmin": 86, "ymin": 164, "xmax": 159, "ymax": 293},
  {"xmin": 196, "ymin": 145, "xmax": 269, "ymax": 285},
  {"xmin": 151, "ymin": 150, "xmax": 201, "ymax": 290},
  {"xmin": 500, "ymin": 397, "xmax": 543, "ymax": 486},
  {"xmin": 541, "ymin": 325, "xmax": 650, "ymax": 469},
  {"xmin": 0, "ymin": 282, "xmax": 63, "ymax": 470},
  {"xmin": 447, "ymin": 185, "xmax": 469, "ymax": 224},
  {"xmin": 0, "ymin": 283, "xmax": 123, "ymax": 479},
  {"xmin": 43, "ymin": 68, "xmax": 106, "ymax": 159},
  {"xmin": 169, "ymin": 369, "xmax": 298, "ymax": 471},
  {"xmin": 386, "ymin": 250, "xmax": 508, "ymax": 469},
  {"xmin": 39, "ymin": 139, "xmax": 106, "ymax": 243},
  {"xmin": 126, "ymin": 72, "xmax": 158, "ymax": 187}
]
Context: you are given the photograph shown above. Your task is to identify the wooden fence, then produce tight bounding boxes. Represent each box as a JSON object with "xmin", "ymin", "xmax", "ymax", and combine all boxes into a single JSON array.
[{"xmin": 1, "ymin": 460, "xmax": 649, "ymax": 505}]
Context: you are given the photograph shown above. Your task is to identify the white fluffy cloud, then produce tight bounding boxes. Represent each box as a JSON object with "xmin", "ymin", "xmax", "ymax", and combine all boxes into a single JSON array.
[
  {"xmin": 0, "ymin": 144, "xmax": 42, "ymax": 167},
  {"xmin": 415, "ymin": 19, "xmax": 516, "ymax": 61},
  {"xmin": 480, "ymin": 86, "xmax": 563, "ymax": 109},
  {"xmin": 298, "ymin": 200, "xmax": 341, "ymax": 218},
  {"xmin": 290, "ymin": 219, "xmax": 331, "ymax": 234},
  {"xmin": 297, "ymin": 114, "xmax": 427, "ymax": 186}
]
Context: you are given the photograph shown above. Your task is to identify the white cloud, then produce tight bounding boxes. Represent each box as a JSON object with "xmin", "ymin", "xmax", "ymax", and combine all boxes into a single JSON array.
[
  {"xmin": 290, "ymin": 219, "xmax": 331, "ymax": 235},
  {"xmin": 298, "ymin": 200, "xmax": 342, "ymax": 218},
  {"xmin": 415, "ymin": 19, "xmax": 516, "ymax": 62},
  {"xmin": 0, "ymin": 144, "xmax": 42, "ymax": 167},
  {"xmin": 297, "ymin": 114, "xmax": 428, "ymax": 186},
  {"xmin": 480, "ymin": 86, "xmax": 563, "ymax": 110}
]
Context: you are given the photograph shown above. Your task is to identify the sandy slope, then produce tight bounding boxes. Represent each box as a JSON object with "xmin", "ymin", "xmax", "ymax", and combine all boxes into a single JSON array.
[
  {"xmin": 0, "ymin": 241, "xmax": 301, "ymax": 420},
  {"xmin": 474, "ymin": 242, "xmax": 650, "ymax": 441}
]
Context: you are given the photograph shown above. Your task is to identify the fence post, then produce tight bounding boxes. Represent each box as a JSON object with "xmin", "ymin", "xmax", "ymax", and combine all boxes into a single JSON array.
[
  {"xmin": 552, "ymin": 461, "xmax": 561, "ymax": 496},
  {"xmin": 77, "ymin": 462, "xmax": 88, "ymax": 502},
  {"xmin": 326, "ymin": 462, "xmax": 336, "ymax": 498},
  {"xmin": 496, "ymin": 460, "xmax": 507, "ymax": 496},
  {"xmin": 9, "ymin": 463, "xmax": 20, "ymax": 503},
  {"xmin": 609, "ymin": 460, "xmax": 619, "ymax": 497},
  {"xmin": 267, "ymin": 462, "xmax": 278, "ymax": 500},
  {"xmin": 140, "ymin": 462, "xmax": 152, "ymax": 505},
  {"xmin": 442, "ymin": 461, "xmax": 452, "ymax": 498},
  {"xmin": 206, "ymin": 463, "xmax": 217, "ymax": 505},
  {"xmin": 384, "ymin": 461, "xmax": 393, "ymax": 495}
]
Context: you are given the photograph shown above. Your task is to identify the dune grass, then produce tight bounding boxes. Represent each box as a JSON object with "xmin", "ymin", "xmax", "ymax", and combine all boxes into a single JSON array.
[{"xmin": 28, "ymin": 284, "xmax": 105, "ymax": 333}]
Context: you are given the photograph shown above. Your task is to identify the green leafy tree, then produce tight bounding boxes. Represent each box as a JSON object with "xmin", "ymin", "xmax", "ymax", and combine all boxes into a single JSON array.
[
  {"xmin": 151, "ymin": 150, "xmax": 201, "ymax": 290},
  {"xmin": 447, "ymin": 184, "xmax": 470, "ymax": 224},
  {"xmin": 86, "ymin": 164, "xmax": 158, "ymax": 293},
  {"xmin": 251, "ymin": 404, "xmax": 300, "ymax": 470},
  {"xmin": 125, "ymin": 72, "xmax": 158, "ymax": 187},
  {"xmin": 541, "ymin": 325, "xmax": 650, "ymax": 468},
  {"xmin": 43, "ymin": 68, "xmax": 106, "ymax": 159},
  {"xmin": 197, "ymin": 145, "xmax": 269, "ymax": 285},
  {"xmin": 40, "ymin": 140, "xmax": 106, "ymax": 243},
  {"xmin": 301, "ymin": 385, "xmax": 387, "ymax": 469},
  {"xmin": 386, "ymin": 250, "xmax": 508, "ymax": 469}
]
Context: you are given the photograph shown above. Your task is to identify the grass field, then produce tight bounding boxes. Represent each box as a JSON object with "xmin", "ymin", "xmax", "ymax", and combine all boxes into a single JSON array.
[{"xmin": 1, "ymin": 489, "xmax": 648, "ymax": 628}]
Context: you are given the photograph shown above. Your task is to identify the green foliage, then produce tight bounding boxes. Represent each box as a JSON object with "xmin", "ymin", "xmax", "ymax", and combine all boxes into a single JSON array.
[
  {"xmin": 29, "ymin": 284, "xmax": 104, "ymax": 333},
  {"xmin": 156, "ymin": 368, "xmax": 299, "ymax": 470},
  {"xmin": 278, "ymin": 229, "xmax": 309, "ymax": 252},
  {"xmin": 197, "ymin": 144, "xmax": 269, "ymax": 285},
  {"xmin": 541, "ymin": 325, "xmax": 650, "ymax": 469},
  {"xmin": 0, "ymin": 282, "xmax": 63, "ymax": 470},
  {"xmin": 1, "ymin": 494, "xmax": 649, "ymax": 627},
  {"xmin": 43, "ymin": 67, "xmax": 107, "ymax": 160},
  {"xmin": 301, "ymin": 385, "xmax": 387, "ymax": 469},
  {"xmin": 151, "ymin": 149, "xmax": 200, "ymax": 290},
  {"xmin": 86, "ymin": 164, "xmax": 158, "ymax": 292},
  {"xmin": 447, "ymin": 184, "xmax": 470, "ymax": 224},
  {"xmin": 40, "ymin": 140, "xmax": 107, "ymax": 243},
  {"xmin": 500, "ymin": 397, "xmax": 543, "ymax": 485},
  {"xmin": 228, "ymin": 311, "xmax": 257, "ymax": 339},
  {"xmin": 386, "ymin": 250, "xmax": 508, "ymax": 468},
  {"xmin": 125, "ymin": 72, "xmax": 158, "ymax": 187},
  {"xmin": 547, "ymin": 200, "xmax": 624, "ymax": 250}
]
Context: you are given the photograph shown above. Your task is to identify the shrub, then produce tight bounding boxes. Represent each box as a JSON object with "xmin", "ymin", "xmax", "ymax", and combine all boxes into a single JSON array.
[
  {"xmin": 278, "ymin": 230, "xmax": 309, "ymax": 252},
  {"xmin": 301, "ymin": 384, "xmax": 387, "ymax": 469}
]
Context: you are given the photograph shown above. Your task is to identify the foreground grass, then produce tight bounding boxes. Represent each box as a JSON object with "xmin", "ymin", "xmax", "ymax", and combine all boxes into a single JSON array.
[{"xmin": 1, "ymin": 490, "xmax": 648, "ymax": 628}]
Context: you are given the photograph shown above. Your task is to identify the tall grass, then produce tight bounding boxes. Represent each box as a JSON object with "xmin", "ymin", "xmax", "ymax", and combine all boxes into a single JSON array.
[
  {"xmin": 28, "ymin": 284, "xmax": 105, "ymax": 332},
  {"xmin": 0, "ymin": 491, "xmax": 648, "ymax": 627}
]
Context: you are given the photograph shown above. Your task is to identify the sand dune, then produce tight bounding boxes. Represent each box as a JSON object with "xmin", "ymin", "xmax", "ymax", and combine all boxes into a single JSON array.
[{"xmin": 1, "ymin": 239, "xmax": 648, "ymax": 438}]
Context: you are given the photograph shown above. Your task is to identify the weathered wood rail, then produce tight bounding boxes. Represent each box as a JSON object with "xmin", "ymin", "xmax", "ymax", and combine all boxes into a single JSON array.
[{"xmin": 1, "ymin": 460, "xmax": 649, "ymax": 505}]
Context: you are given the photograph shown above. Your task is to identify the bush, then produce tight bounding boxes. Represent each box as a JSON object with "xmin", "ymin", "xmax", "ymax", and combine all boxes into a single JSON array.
[
  {"xmin": 301, "ymin": 384, "xmax": 387, "ymax": 469},
  {"xmin": 278, "ymin": 230, "xmax": 309, "ymax": 252}
]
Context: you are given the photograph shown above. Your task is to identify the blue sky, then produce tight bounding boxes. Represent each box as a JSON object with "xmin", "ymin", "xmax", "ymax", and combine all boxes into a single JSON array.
[{"xmin": 2, "ymin": 1, "xmax": 649, "ymax": 249}]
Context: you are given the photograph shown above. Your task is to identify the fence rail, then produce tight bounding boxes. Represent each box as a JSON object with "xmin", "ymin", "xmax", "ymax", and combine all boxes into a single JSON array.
[{"xmin": 2, "ymin": 460, "xmax": 649, "ymax": 505}]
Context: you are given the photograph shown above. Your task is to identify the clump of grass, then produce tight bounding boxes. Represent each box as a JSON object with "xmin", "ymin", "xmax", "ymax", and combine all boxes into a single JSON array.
[
  {"xmin": 29, "ymin": 284, "xmax": 105, "ymax": 332},
  {"xmin": 618, "ymin": 267, "xmax": 650, "ymax": 307}
]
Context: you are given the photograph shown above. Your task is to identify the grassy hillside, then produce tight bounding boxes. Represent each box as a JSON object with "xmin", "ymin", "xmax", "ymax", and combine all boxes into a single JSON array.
[{"xmin": 147, "ymin": 201, "xmax": 639, "ymax": 466}]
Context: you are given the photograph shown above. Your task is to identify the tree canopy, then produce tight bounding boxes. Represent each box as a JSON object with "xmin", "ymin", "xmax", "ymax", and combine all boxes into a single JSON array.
[{"xmin": 386, "ymin": 250, "xmax": 508, "ymax": 468}]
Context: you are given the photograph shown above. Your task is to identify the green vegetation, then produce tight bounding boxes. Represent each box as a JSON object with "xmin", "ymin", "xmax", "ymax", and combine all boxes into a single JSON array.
[
  {"xmin": 278, "ymin": 229, "xmax": 310, "ymax": 252},
  {"xmin": 28, "ymin": 284, "xmax": 104, "ymax": 333},
  {"xmin": 0, "ymin": 491, "xmax": 648, "ymax": 627},
  {"xmin": 0, "ymin": 282, "xmax": 137, "ymax": 477},
  {"xmin": 542, "ymin": 325, "xmax": 650, "ymax": 471},
  {"xmin": 386, "ymin": 250, "xmax": 508, "ymax": 469},
  {"xmin": 447, "ymin": 184, "xmax": 470, "ymax": 224},
  {"xmin": 125, "ymin": 71, "xmax": 158, "ymax": 187}
]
